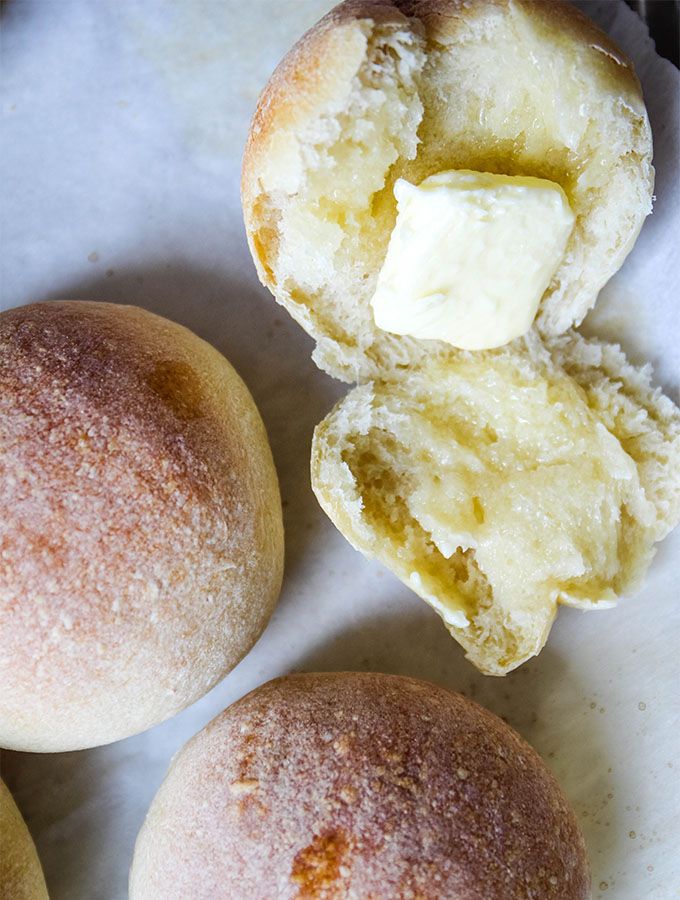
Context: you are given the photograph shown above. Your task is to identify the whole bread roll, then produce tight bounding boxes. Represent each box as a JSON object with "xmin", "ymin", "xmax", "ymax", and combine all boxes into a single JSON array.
[
  {"xmin": 242, "ymin": 0, "xmax": 653, "ymax": 382},
  {"xmin": 312, "ymin": 331, "xmax": 680, "ymax": 674},
  {"xmin": 0, "ymin": 779, "xmax": 48, "ymax": 900},
  {"xmin": 0, "ymin": 301, "xmax": 284, "ymax": 752},
  {"xmin": 129, "ymin": 672, "xmax": 590, "ymax": 899}
]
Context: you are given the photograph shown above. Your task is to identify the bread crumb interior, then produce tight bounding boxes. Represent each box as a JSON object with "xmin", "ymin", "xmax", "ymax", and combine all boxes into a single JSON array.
[
  {"xmin": 322, "ymin": 344, "xmax": 660, "ymax": 673},
  {"xmin": 251, "ymin": 4, "xmax": 651, "ymax": 380}
]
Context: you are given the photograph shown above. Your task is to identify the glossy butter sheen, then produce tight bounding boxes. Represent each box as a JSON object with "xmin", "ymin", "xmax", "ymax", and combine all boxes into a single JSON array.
[{"xmin": 371, "ymin": 170, "xmax": 575, "ymax": 349}]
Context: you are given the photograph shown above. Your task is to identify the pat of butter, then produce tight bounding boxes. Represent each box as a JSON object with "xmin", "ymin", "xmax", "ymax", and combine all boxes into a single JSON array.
[{"xmin": 371, "ymin": 170, "xmax": 575, "ymax": 350}]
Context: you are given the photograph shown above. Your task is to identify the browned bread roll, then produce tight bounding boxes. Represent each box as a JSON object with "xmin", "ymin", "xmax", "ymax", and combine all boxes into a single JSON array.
[
  {"xmin": 0, "ymin": 301, "xmax": 284, "ymax": 752},
  {"xmin": 0, "ymin": 778, "xmax": 48, "ymax": 900},
  {"xmin": 129, "ymin": 672, "xmax": 590, "ymax": 899}
]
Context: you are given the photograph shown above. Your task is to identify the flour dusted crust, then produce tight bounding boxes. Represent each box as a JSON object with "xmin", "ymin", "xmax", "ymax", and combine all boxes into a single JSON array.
[
  {"xmin": 129, "ymin": 672, "xmax": 590, "ymax": 899},
  {"xmin": 0, "ymin": 301, "xmax": 284, "ymax": 751},
  {"xmin": 0, "ymin": 779, "xmax": 48, "ymax": 900},
  {"xmin": 243, "ymin": 0, "xmax": 653, "ymax": 382}
]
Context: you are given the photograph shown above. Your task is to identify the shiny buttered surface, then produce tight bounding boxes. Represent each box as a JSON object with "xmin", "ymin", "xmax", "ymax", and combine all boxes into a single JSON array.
[
  {"xmin": 312, "ymin": 332, "xmax": 680, "ymax": 674},
  {"xmin": 0, "ymin": 301, "xmax": 284, "ymax": 752},
  {"xmin": 0, "ymin": 779, "xmax": 48, "ymax": 900},
  {"xmin": 129, "ymin": 673, "xmax": 590, "ymax": 900}
]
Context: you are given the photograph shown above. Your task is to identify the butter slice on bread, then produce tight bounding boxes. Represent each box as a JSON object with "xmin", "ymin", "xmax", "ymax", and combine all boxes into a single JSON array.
[{"xmin": 243, "ymin": 0, "xmax": 678, "ymax": 674}]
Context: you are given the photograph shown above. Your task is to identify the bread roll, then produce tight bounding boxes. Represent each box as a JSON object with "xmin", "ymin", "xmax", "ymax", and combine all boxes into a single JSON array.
[
  {"xmin": 312, "ymin": 331, "xmax": 680, "ymax": 674},
  {"xmin": 242, "ymin": 0, "xmax": 653, "ymax": 382},
  {"xmin": 130, "ymin": 672, "xmax": 590, "ymax": 899},
  {"xmin": 241, "ymin": 0, "xmax": 674, "ymax": 672},
  {"xmin": 0, "ymin": 779, "xmax": 48, "ymax": 900},
  {"xmin": 0, "ymin": 301, "xmax": 284, "ymax": 752}
]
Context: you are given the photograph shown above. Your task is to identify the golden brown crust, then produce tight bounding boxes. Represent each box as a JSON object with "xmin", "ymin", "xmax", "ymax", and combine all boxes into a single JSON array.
[
  {"xmin": 0, "ymin": 301, "xmax": 284, "ymax": 751},
  {"xmin": 130, "ymin": 672, "xmax": 590, "ymax": 899},
  {"xmin": 0, "ymin": 779, "xmax": 48, "ymax": 900}
]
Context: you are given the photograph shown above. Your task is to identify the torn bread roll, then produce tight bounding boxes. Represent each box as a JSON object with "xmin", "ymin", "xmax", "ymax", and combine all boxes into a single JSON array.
[
  {"xmin": 242, "ymin": 0, "xmax": 676, "ymax": 674},
  {"xmin": 0, "ymin": 301, "xmax": 284, "ymax": 751},
  {"xmin": 0, "ymin": 779, "xmax": 48, "ymax": 900},
  {"xmin": 243, "ymin": 0, "xmax": 653, "ymax": 381},
  {"xmin": 129, "ymin": 672, "xmax": 590, "ymax": 899},
  {"xmin": 312, "ymin": 332, "xmax": 680, "ymax": 674}
]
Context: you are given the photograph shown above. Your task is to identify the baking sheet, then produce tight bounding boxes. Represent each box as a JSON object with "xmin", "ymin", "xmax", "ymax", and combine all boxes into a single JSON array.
[{"xmin": 1, "ymin": 2, "xmax": 678, "ymax": 898}]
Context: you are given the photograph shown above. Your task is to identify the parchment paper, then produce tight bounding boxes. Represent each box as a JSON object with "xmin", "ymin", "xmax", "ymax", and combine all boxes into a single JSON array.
[{"xmin": 1, "ymin": 2, "xmax": 678, "ymax": 898}]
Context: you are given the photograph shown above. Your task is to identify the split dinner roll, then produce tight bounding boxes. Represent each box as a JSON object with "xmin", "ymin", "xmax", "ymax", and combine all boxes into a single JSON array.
[
  {"xmin": 129, "ymin": 672, "xmax": 590, "ymax": 899},
  {"xmin": 242, "ymin": 0, "xmax": 654, "ymax": 381},
  {"xmin": 312, "ymin": 332, "xmax": 680, "ymax": 674},
  {"xmin": 0, "ymin": 779, "xmax": 48, "ymax": 900},
  {"xmin": 0, "ymin": 301, "xmax": 284, "ymax": 752},
  {"xmin": 242, "ymin": 0, "xmax": 679, "ymax": 676}
]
